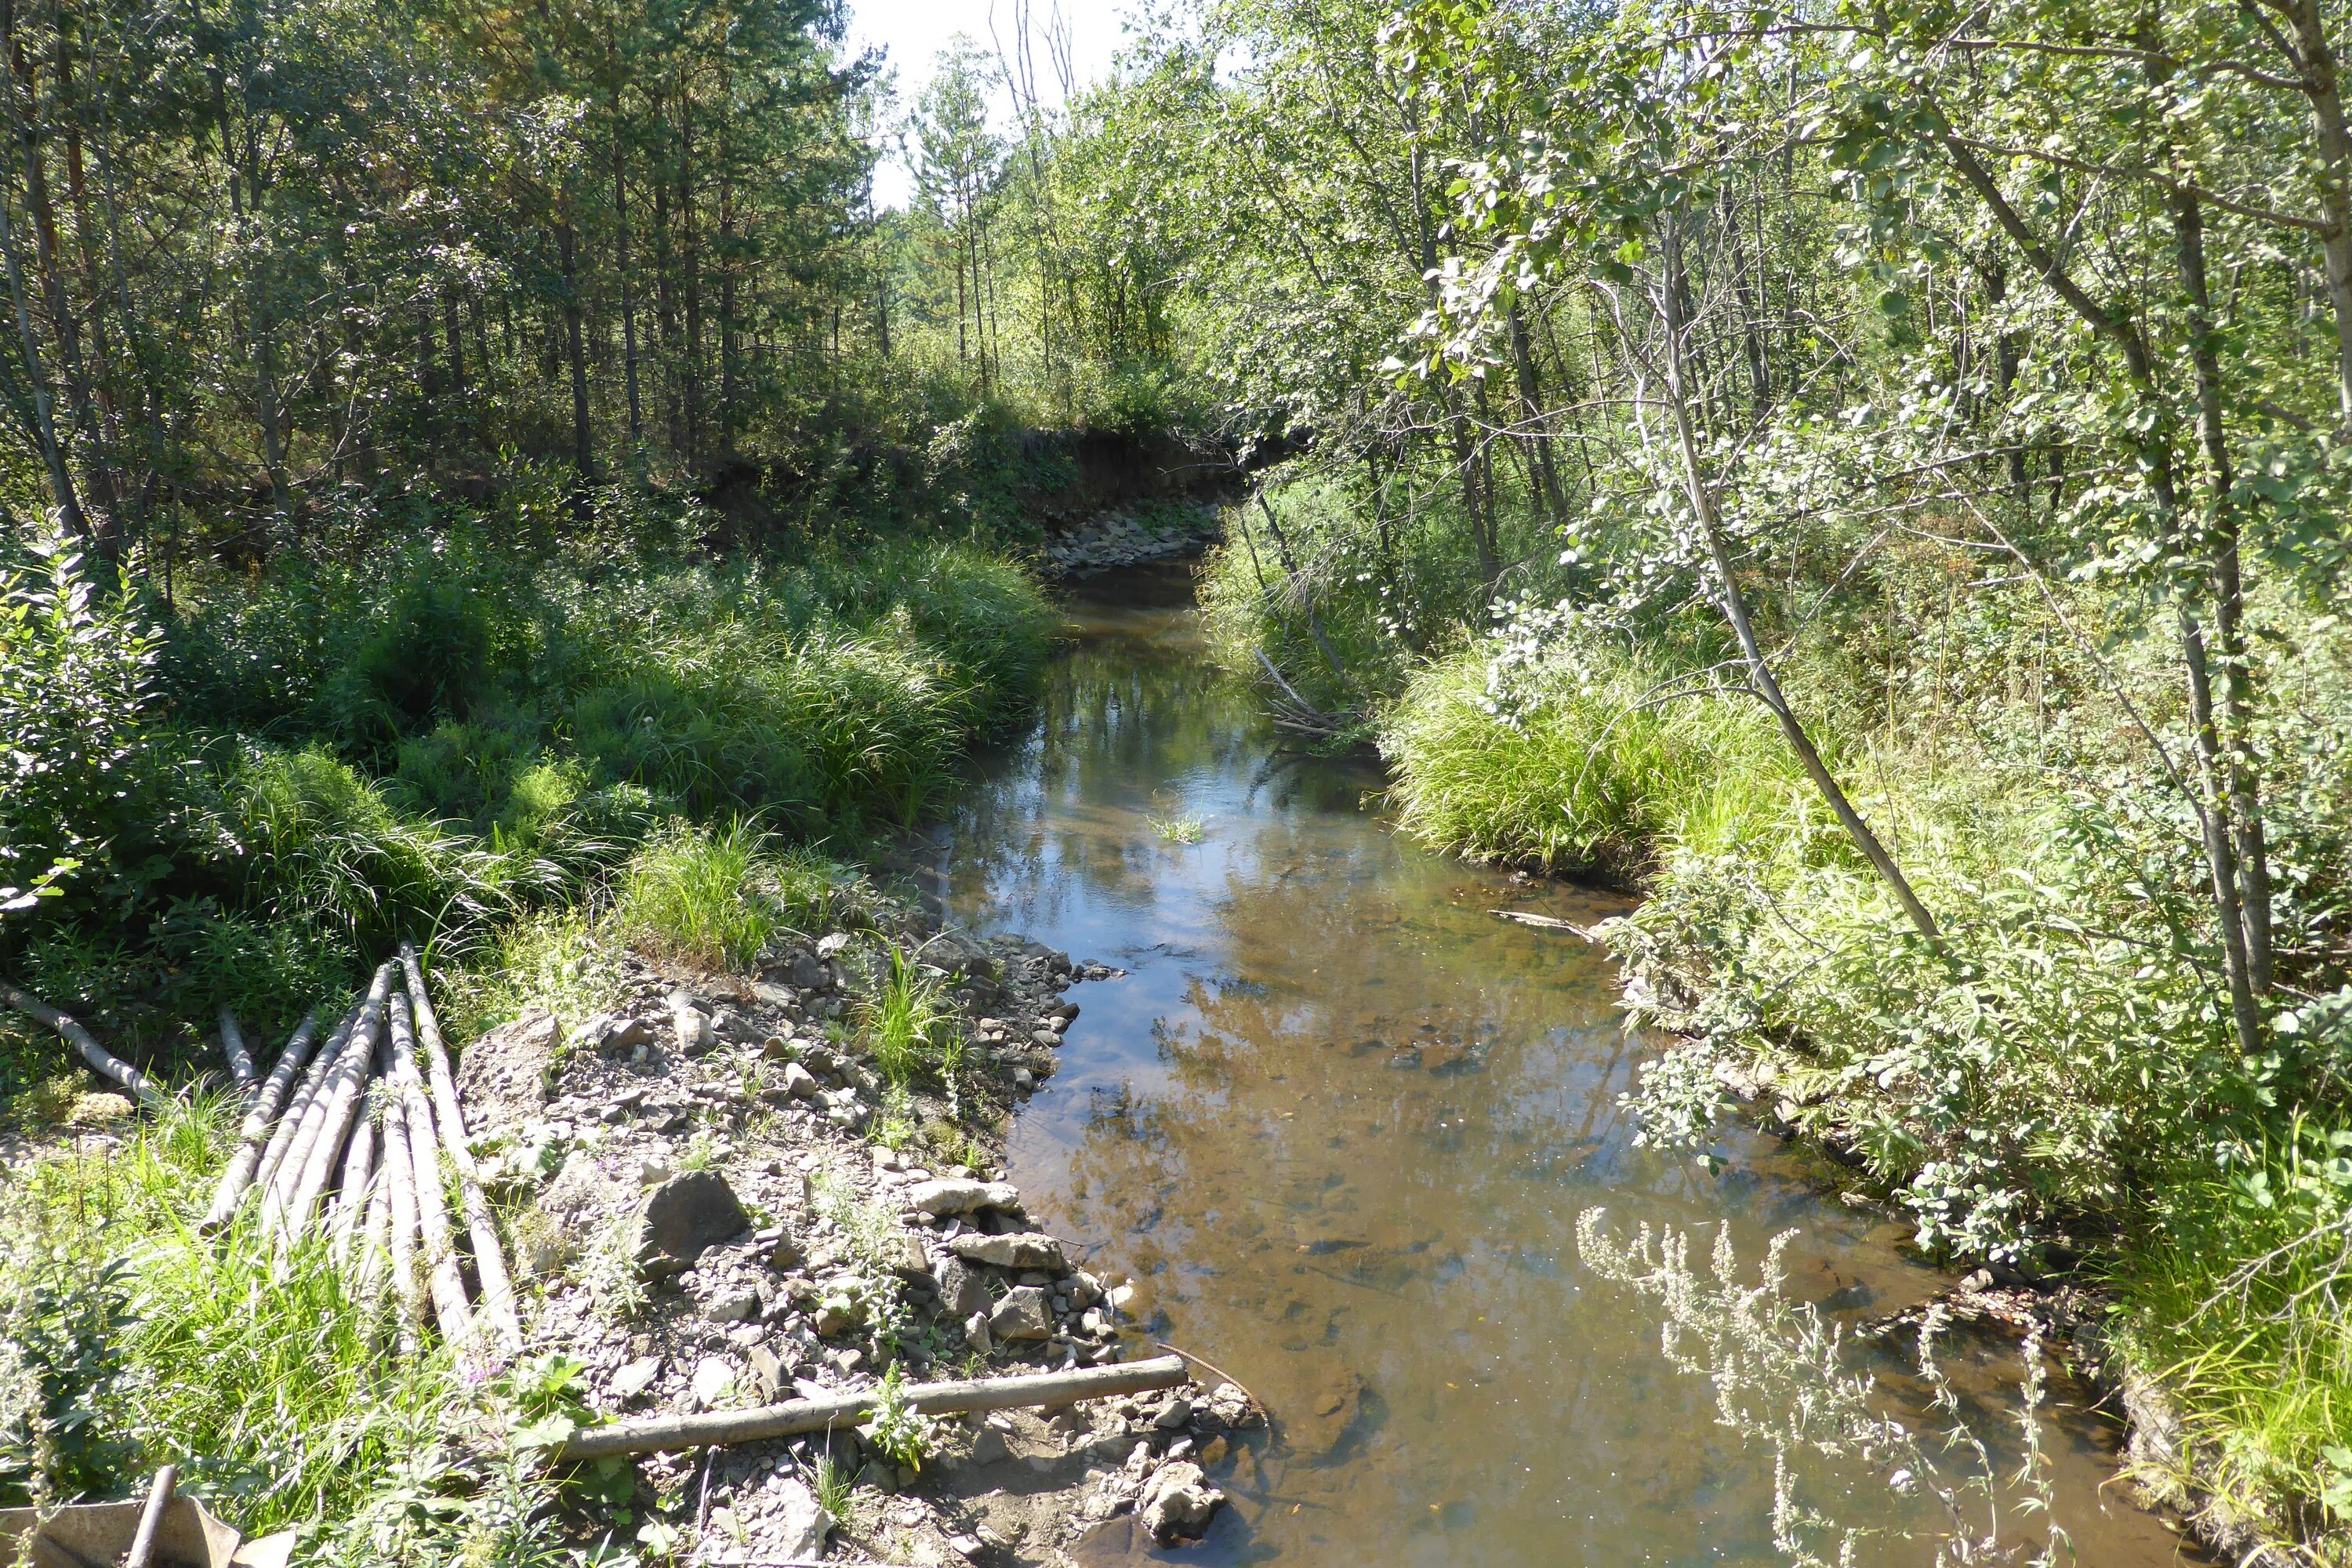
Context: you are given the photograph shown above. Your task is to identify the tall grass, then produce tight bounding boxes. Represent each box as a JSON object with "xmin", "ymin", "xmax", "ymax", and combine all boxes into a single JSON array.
[
  {"xmin": 862, "ymin": 949, "xmax": 960, "ymax": 1091},
  {"xmin": 615, "ymin": 819, "xmax": 782, "ymax": 971},
  {"xmin": 1379, "ymin": 640, "xmax": 1802, "ymax": 880}
]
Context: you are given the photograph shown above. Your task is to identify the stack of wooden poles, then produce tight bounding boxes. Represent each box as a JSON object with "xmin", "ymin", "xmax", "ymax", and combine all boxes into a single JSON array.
[{"xmin": 200, "ymin": 944, "xmax": 521, "ymax": 1362}]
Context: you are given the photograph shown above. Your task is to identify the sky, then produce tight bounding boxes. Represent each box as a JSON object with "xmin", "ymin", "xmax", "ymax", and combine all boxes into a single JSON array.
[{"xmin": 844, "ymin": 0, "xmax": 1130, "ymax": 209}]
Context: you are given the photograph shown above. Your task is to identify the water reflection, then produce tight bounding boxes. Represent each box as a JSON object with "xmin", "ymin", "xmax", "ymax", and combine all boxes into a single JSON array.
[{"xmin": 909, "ymin": 568, "xmax": 2188, "ymax": 1568}]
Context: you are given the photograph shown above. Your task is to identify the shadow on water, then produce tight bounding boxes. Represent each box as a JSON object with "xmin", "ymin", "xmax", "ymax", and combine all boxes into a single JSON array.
[{"xmin": 906, "ymin": 564, "xmax": 2196, "ymax": 1568}]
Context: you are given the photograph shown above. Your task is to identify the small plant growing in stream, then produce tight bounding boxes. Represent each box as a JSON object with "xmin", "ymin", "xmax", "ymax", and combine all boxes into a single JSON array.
[
  {"xmin": 1575, "ymin": 1207, "xmax": 2064, "ymax": 1568},
  {"xmin": 1146, "ymin": 812, "xmax": 1206, "ymax": 845}
]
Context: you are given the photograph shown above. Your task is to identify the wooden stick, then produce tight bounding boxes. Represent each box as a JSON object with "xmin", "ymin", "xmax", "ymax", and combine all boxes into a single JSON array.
[
  {"xmin": 401, "ymin": 944, "xmax": 521, "ymax": 1352},
  {"xmin": 122, "ymin": 1463, "xmax": 178, "ymax": 1568},
  {"xmin": 218, "ymin": 1005, "xmax": 258, "ymax": 1093},
  {"xmin": 326, "ymin": 1085, "xmax": 379, "ymax": 1270},
  {"xmin": 355, "ymin": 1116, "xmax": 395, "ymax": 1299},
  {"xmin": 203, "ymin": 1008, "xmax": 322, "ymax": 1232},
  {"xmin": 275, "ymin": 964, "xmax": 394, "ymax": 1243},
  {"xmin": 0, "ymin": 979, "xmax": 165, "ymax": 1106},
  {"xmin": 557, "ymin": 1355, "xmax": 1192, "ymax": 1461},
  {"xmin": 390, "ymin": 992, "xmax": 473, "ymax": 1349},
  {"xmin": 380, "ymin": 1066, "xmax": 423, "ymax": 1356}
]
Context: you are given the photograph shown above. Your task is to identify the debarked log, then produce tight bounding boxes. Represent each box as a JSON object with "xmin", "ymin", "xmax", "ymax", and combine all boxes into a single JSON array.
[
  {"xmin": 556, "ymin": 1355, "xmax": 1192, "ymax": 1461},
  {"xmin": 0, "ymin": 979, "xmax": 166, "ymax": 1106}
]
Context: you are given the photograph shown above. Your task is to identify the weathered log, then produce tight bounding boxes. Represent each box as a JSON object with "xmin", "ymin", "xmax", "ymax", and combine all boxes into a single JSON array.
[
  {"xmin": 249, "ymin": 1000, "xmax": 359, "ymax": 1222},
  {"xmin": 121, "ymin": 1465, "xmax": 178, "ymax": 1568},
  {"xmin": 557, "ymin": 1355, "xmax": 1192, "ymax": 1461},
  {"xmin": 379, "ymin": 1073, "xmax": 423, "ymax": 1355},
  {"xmin": 355, "ymin": 1120, "xmax": 395, "ymax": 1300},
  {"xmin": 0, "ymin": 979, "xmax": 165, "ymax": 1107},
  {"xmin": 274, "ymin": 964, "xmax": 393, "ymax": 1243},
  {"xmin": 390, "ymin": 992, "xmax": 473, "ymax": 1348},
  {"xmin": 400, "ymin": 944, "xmax": 520, "ymax": 1351},
  {"xmin": 202, "ymin": 1009, "xmax": 322, "ymax": 1232},
  {"xmin": 217, "ymin": 1006, "xmax": 258, "ymax": 1094},
  {"xmin": 325, "ymin": 1087, "xmax": 378, "ymax": 1270}
]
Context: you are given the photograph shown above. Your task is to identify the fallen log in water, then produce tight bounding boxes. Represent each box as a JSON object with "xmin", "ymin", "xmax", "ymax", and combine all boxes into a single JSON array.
[
  {"xmin": 203, "ymin": 1010, "xmax": 322, "ymax": 1232},
  {"xmin": 0, "ymin": 979, "xmax": 166, "ymax": 1107},
  {"xmin": 557, "ymin": 1355, "xmax": 1191, "ymax": 1461}
]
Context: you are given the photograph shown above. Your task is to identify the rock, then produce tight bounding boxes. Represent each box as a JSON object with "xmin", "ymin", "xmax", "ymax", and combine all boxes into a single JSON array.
[
  {"xmin": 706, "ymin": 1286, "xmax": 762, "ymax": 1324},
  {"xmin": 631, "ymin": 1171, "xmax": 750, "ymax": 1276},
  {"xmin": 609, "ymin": 1356, "xmax": 662, "ymax": 1399},
  {"xmin": 757, "ymin": 1228, "xmax": 806, "ymax": 1271},
  {"xmin": 771, "ymin": 1477, "xmax": 832, "ymax": 1559},
  {"xmin": 937, "ymin": 1257, "xmax": 992, "ymax": 1319},
  {"xmin": 1152, "ymin": 1394, "xmax": 1192, "ymax": 1430},
  {"xmin": 691, "ymin": 1356, "xmax": 736, "ymax": 1409},
  {"xmin": 673, "ymin": 1006, "xmax": 716, "ymax": 1054},
  {"xmin": 904, "ymin": 1178, "xmax": 1022, "ymax": 1217},
  {"xmin": 884, "ymin": 1229, "xmax": 935, "ymax": 1281},
  {"xmin": 988, "ymin": 1286, "xmax": 1055, "ymax": 1341},
  {"xmin": 782, "ymin": 950, "xmax": 826, "ymax": 990},
  {"xmin": 949, "ymin": 1232, "xmax": 1065, "ymax": 1271},
  {"xmin": 1106, "ymin": 1283, "xmax": 1138, "ymax": 1313},
  {"xmin": 780, "ymin": 1062, "xmax": 821, "ymax": 1099},
  {"xmin": 746, "ymin": 1345, "xmax": 785, "ymax": 1399},
  {"xmin": 64, "ymin": 1092, "xmax": 132, "ymax": 1127},
  {"xmin": 814, "ymin": 1298, "xmax": 858, "ymax": 1338},
  {"xmin": 456, "ymin": 1010, "xmax": 563, "ymax": 1128},
  {"xmin": 1138, "ymin": 1461, "xmax": 1223, "ymax": 1543},
  {"xmin": 969, "ymin": 1421, "xmax": 1010, "ymax": 1465},
  {"xmin": 964, "ymin": 1312, "xmax": 993, "ymax": 1355},
  {"xmin": 815, "ymin": 932, "xmax": 854, "ymax": 959}
]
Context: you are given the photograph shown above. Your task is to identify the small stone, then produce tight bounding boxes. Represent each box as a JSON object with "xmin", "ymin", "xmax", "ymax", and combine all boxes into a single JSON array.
[
  {"xmin": 988, "ymin": 1286, "xmax": 1055, "ymax": 1341},
  {"xmin": 631, "ymin": 1171, "xmax": 750, "ymax": 1276},
  {"xmin": 1138, "ymin": 1460, "xmax": 1224, "ymax": 1542},
  {"xmin": 780, "ymin": 1062, "xmax": 821, "ymax": 1099},
  {"xmin": 814, "ymin": 1298, "xmax": 858, "ymax": 1338},
  {"xmin": 1106, "ymin": 1283, "xmax": 1138, "ymax": 1313},
  {"xmin": 746, "ymin": 1345, "xmax": 785, "ymax": 1399},
  {"xmin": 771, "ymin": 1476, "xmax": 832, "ymax": 1559},
  {"xmin": 815, "ymin": 932, "xmax": 854, "ymax": 959},
  {"xmin": 884, "ymin": 1229, "xmax": 935, "ymax": 1280},
  {"xmin": 904, "ymin": 1178, "xmax": 1022, "ymax": 1217},
  {"xmin": 673, "ymin": 1006, "xmax": 715, "ymax": 1054},
  {"xmin": 949, "ymin": 1232, "xmax": 1065, "ymax": 1271},
  {"xmin": 609, "ymin": 1356, "xmax": 662, "ymax": 1399},
  {"xmin": 1152, "ymin": 1394, "xmax": 1192, "ymax": 1430},
  {"xmin": 691, "ymin": 1356, "xmax": 736, "ymax": 1409},
  {"xmin": 937, "ymin": 1257, "xmax": 992, "ymax": 1319},
  {"xmin": 964, "ymin": 1312, "xmax": 993, "ymax": 1355},
  {"xmin": 706, "ymin": 1287, "xmax": 762, "ymax": 1324}
]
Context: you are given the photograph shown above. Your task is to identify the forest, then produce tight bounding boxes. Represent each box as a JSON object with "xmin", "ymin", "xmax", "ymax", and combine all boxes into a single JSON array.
[{"xmin": 4, "ymin": 0, "xmax": 2352, "ymax": 1559}]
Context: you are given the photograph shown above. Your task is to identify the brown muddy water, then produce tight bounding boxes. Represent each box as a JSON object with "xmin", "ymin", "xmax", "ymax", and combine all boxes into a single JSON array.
[{"xmin": 909, "ymin": 568, "xmax": 2192, "ymax": 1568}]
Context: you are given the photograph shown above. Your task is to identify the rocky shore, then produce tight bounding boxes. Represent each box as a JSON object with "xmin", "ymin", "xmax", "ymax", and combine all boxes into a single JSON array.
[
  {"xmin": 457, "ymin": 895, "xmax": 1257, "ymax": 1566},
  {"xmin": 1039, "ymin": 506, "xmax": 1220, "ymax": 579}
]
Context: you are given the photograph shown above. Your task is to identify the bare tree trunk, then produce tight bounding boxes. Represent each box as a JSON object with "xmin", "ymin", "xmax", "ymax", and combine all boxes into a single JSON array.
[
  {"xmin": 557, "ymin": 210, "xmax": 595, "ymax": 480},
  {"xmin": 1657, "ymin": 226, "xmax": 1943, "ymax": 946}
]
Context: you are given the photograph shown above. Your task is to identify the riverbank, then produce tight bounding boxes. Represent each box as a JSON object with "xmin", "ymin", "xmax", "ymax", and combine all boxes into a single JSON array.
[{"xmin": 0, "ymin": 848, "xmax": 1258, "ymax": 1563}]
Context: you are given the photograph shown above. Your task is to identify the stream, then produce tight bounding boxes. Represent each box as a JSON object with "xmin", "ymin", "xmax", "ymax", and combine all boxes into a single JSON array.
[{"xmin": 909, "ymin": 568, "xmax": 2190, "ymax": 1568}]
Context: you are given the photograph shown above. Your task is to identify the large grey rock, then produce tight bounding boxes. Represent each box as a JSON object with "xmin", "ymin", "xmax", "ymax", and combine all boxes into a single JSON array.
[
  {"xmin": 456, "ymin": 1010, "xmax": 563, "ymax": 1129},
  {"xmin": 705, "ymin": 1285, "xmax": 762, "ymax": 1324},
  {"xmin": 781, "ymin": 950, "xmax": 826, "ymax": 990},
  {"xmin": 1138, "ymin": 1461, "xmax": 1224, "ymax": 1542},
  {"xmin": 949, "ymin": 1231, "xmax": 1065, "ymax": 1270},
  {"xmin": 937, "ymin": 1256, "xmax": 992, "ymax": 1319},
  {"xmin": 631, "ymin": 1170, "xmax": 749, "ymax": 1276},
  {"xmin": 904, "ymin": 1177, "xmax": 1021, "ymax": 1216},
  {"xmin": 609, "ymin": 1356, "xmax": 662, "ymax": 1400},
  {"xmin": 988, "ymin": 1286, "xmax": 1055, "ymax": 1341}
]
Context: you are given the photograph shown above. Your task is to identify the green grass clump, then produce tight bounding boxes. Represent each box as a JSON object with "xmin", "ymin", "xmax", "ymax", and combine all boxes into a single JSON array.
[
  {"xmin": 862, "ymin": 948, "xmax": 961, "ymax": 1091},
  {"xmin": 615, "ymin": 819, "xmax": 781, "ymax": 971},
  {"xmin": 1379, "ymin": 639, "xmax": 1799, "ymax": 880}
]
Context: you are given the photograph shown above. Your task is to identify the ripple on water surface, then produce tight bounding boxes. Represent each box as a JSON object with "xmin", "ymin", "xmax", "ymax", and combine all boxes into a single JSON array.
[{"xmin": 910, "ymin": 568, "xmax": 2191, "ymax": 1568}]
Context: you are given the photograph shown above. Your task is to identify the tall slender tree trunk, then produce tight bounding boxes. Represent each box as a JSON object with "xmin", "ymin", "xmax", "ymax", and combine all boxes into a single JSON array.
[
  {"xmin": 1657, "ymin": 224, "xmax": 1943, "ymax": 946},
  {"xmin": 557, "ymin": 210, "xmax": 594, "ymax": 481},
  {"xmin": 613, "ymin": 111, "xmax": 642, "ymax": 446}
]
